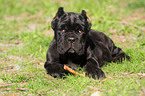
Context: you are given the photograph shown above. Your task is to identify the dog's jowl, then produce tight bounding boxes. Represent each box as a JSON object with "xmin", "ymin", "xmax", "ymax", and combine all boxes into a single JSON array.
[{"xmin": 44, "ymin": 7, "xmax": 130, "ymax": 79}]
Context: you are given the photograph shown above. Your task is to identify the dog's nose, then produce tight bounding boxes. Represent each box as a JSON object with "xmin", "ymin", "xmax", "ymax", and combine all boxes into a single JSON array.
[{"xmin": 68, "ymin": 37, "xmax": 75, "ymax": 43}]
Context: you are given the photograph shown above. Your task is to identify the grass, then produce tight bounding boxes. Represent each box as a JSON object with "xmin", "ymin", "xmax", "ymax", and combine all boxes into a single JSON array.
[{"xmin": 0, "ymin": 0, "xmax": 145, "ymax": 95}]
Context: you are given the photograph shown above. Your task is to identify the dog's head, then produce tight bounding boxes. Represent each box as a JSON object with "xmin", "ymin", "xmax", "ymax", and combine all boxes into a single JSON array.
[{"xmin": 51, "ymin": 7, "xmax": 91, "ymax": 55}]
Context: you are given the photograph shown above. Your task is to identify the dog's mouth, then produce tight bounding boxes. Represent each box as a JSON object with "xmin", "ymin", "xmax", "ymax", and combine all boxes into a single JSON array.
[{"xmin": 67, "ymin": 48, "xmax": 76, "ymax": 53}]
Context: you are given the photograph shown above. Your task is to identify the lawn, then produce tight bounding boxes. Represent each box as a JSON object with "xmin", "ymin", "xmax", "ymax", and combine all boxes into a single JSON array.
[{"xmin": 0, "ymin": 0, "xmax": 145, "ymax": 95}]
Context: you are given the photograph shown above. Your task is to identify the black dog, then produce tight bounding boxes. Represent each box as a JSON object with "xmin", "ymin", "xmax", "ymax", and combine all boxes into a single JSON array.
[{"xmin": 44, "ymin": 7, "xmax": 130, "ymax": 79}]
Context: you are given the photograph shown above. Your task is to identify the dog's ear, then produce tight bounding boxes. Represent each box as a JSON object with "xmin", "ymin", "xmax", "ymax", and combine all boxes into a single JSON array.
[
  {"xmin": 55, "ymin": 7, "xmax": 65, "ymax": 18},
  {"xmin": 81, "ymin": 10, "xmax": 92, "ymax": 31},
  {"xmin": 51, "ymin": 7, "xmax": 65, "ymax": 30},
  {"xmin": 81, "ymin": 10, "xmax": 87, "ymax": 19}
]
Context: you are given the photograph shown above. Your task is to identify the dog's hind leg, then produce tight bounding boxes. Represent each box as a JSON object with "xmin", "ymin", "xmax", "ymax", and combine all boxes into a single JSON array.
[{"xmin": 111, "ymin": 46, "xmax": 130, "ymax": 62}]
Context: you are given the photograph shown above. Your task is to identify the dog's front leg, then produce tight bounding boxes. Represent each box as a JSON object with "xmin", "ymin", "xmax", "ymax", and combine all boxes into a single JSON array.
[
  {"xmin": 84, "ymin": 47, "xmax": 105, "ymax": 79},
  {"xmin": 44, "ymin": 61, "xmax": 67, "ymax": 78},
  {"xmin": 84, "ymin": 58, "xmax": 105, "ymax": 79}
]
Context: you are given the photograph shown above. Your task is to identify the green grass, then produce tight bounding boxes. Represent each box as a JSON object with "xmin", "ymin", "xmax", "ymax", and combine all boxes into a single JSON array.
[{"xmin": 0, "ymin": 0, "xmax": 145, "ymax": 95}]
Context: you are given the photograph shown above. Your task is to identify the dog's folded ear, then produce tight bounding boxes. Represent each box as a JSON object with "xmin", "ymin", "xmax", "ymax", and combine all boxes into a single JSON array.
[
  {"xmin": 51, "ymin": 7, "xmax": 65, "ymax": 30},
  {"xmin": 81, "ymin": 10, "xmax": 92, "ymax": 31}
]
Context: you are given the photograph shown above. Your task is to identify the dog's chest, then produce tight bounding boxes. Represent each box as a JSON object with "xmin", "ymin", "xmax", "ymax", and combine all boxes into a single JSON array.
[{"xmin": 67, "ymin": 59, "xmax": 79, "ymax": 71}]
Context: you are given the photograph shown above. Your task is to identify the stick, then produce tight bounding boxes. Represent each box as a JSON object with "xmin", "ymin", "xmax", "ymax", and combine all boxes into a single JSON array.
[
  {"xmin": 1, "ymin": 88, "xmax": 32, "ymax": 91},
  {"xmin": 64, "ymin": 65, "xmax": 85, "ymax": 76},
  {"xmin": 0, "ymin": 83, "xmax": 16, "ymax": 87}
]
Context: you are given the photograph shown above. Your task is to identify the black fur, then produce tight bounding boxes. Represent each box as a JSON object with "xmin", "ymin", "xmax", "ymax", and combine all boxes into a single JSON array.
[{"xmin": 44, "ymin": 7, "xmax": 130, "ymax": 79}]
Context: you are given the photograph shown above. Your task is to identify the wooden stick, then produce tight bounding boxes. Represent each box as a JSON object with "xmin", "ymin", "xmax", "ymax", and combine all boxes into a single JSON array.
[
  {"xmin": 64, "ymin": 65, "xmax": 85, "ymax": 76},
  {"xmin": 64, "ymin": 65, "xmax": 109, "ymax": 78}
]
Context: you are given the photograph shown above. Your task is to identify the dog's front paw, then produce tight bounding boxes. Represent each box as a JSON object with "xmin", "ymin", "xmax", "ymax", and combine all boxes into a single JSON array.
[
  {"xmin": 84, "ymin": 66, "xmax": 105, "ymax": 79},
  {"xmin": 51, "ymin": 73, "xmax": 64, "ymax": 78}
]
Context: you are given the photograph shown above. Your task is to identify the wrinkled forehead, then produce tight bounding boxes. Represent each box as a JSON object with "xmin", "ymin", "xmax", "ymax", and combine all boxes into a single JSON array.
[{"xmin": 57, "ymin": 12, "xmax": 86, "ymax": 28}]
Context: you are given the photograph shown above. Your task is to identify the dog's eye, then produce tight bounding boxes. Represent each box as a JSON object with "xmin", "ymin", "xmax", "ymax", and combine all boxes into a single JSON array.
[
  {"xmin": 60, "ymin": 30, "xmax": 65, "ymax": 32},
  {"xmin": 79, "ymin": 30, "xmax": 84, "ymax": 33}
]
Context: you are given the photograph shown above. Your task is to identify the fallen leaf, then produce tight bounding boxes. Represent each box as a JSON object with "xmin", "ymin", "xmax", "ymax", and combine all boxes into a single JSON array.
[
  {"xmin": 91, "ymin": 91, "xmax": 101, "ymax": 96},
  {"xmin": 142, "ymin": 73, "xmax": 145, "ymax": 76},
  {"xmin": 87, "ymin": 86, "xmax": 98, "ymax": 90},
  {"xmin": 0, "ymin": 79, "xmax": 3, "ymax": 84},
  {"xmin": 1, "ymin": 88, "xmax": 33, "ymax": 91},
  {"xmin": 136, "ymin": 80, "xmax": 141, "ymax": 87},
  {"xmin": 0, "ymin": 83, "xmax": 16, "ymax": 87},
  {"xmin": 1, "ymin": 88, "xmax": 11, "ymax": 90},
  {"xmin": 141, "ymin": 86, "xmax": 145, "ymax": 95}
]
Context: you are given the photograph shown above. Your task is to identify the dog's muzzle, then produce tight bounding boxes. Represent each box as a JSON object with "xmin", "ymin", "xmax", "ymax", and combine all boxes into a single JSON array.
[
  {"xmin": 68, "ymin": 48, "xmax": 75, "ymax": 53},
  {"xmin": 67, "ymin": 36, "xmax": 77, "ymax": 53},
  {"xmin": 67, "ymin": 37, "xmax": 75, "ymax": 43}
]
